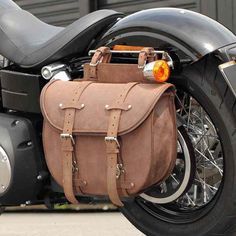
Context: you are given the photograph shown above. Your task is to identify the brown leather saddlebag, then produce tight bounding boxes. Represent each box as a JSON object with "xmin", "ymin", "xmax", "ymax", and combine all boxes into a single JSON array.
[{"xmin": 40, "ymin": 48, "xmax": 177, "ymax": 207}]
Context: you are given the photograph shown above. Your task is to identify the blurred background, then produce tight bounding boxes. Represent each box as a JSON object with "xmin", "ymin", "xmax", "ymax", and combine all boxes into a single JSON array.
[{"xmin": 14, "ymin": 0, "xmax": 236, "ymax": 33}]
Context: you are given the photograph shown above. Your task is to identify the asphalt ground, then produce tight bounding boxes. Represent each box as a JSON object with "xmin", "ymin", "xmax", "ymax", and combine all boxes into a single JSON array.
[{"xmin": 0, "ymin": 211, "xmax": 144, "ymax": 236}]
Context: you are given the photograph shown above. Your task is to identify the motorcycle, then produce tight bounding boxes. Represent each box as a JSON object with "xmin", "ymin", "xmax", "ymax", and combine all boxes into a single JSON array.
[{"xmin": 0, "ymin": 0, "xmax": 236, "ymax": 235}]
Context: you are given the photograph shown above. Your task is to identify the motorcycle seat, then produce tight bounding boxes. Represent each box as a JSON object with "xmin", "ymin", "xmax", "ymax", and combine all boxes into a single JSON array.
[{"xmin": 0, "ymin": 0, "xmax": 122, "ymax": 68}]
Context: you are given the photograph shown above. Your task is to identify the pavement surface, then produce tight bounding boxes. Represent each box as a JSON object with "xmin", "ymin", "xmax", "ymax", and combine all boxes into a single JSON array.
[{"xmin": 0, "ymin": 211, "xmax": 144, "ymax": 236}]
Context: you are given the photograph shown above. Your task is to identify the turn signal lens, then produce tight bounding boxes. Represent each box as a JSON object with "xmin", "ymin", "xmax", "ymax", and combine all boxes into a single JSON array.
[
  {"xmin": 153, "ymin": 60, "xmax": 170, "ymax": 82},
  {"xmin": 113, "ymin": 45, "xmax": 145, "ymax": 51},
  {"xmin": 143, "ymin": 60, "xmax": 170, "ymax": 83}
]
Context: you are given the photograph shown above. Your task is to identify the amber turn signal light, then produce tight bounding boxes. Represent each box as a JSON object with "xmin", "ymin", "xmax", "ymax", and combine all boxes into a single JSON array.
[{"xmin": 143, "ymin": 60, "xmax": 170, "ymax": 83}]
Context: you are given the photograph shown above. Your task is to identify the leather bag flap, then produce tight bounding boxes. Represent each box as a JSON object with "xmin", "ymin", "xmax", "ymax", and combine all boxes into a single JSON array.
[{"xmin": 40, "ymin": 80, "xmax": 174, "ymax": 135}]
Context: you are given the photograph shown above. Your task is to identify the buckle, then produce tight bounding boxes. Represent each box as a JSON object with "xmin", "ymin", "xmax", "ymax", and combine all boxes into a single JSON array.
[
  {"xmin": 89, "ymin": 60, "xmax": 100, "ymax": 67},
  {"xmin": 116, "ymin": 164, "xmax": 125, "ymax": 179},
  {"xmin": 90, "ymin": 50, "xmax": 103, "ymax": 67},
  {"xmin": 138, "ymin": 60, "xmax": 147, "ymax": 69},
  {"xmin": 60, "ymin": 133, "xmax": 75, "ymax": 145},
  {"xmin": 105, "ymin": 136, "xmax": 120, "ymax": 148},
  {"xmin": 72, "ymin": 160, "xmax": 79, "ymax": 173}
]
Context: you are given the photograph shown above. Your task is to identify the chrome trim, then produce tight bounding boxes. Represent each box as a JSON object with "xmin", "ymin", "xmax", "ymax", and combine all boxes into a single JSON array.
[
  {"xmin": 41, "ymin": 63, "xmax": 71, "ymax": 81},
  {"xmin": 52, "ymin": 70, "xmax": 71, "ymax": 81},
  {"xmin": 0, "ymin": 146, "xmax": 11, "ymax": 195},
  {"xmin": 88, "ymin": 50, "xmax": 174, "ymax": 68},
  {"xmin": 218, "ymin": 60, "xmax": 236, "ymax": 98},
  {"xmin": 89, "ymin": 50, "xmax": 166, "ymax": 55},
  {"xmin": 218, "ymin": 60, "xmax": 236, "ymax": 70}
]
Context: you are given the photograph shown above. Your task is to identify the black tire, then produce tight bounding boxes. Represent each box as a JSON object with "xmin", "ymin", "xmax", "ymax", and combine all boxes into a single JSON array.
[{"xmin": 120, "ymin": 55, "xmax": 236, "ymax": 236}]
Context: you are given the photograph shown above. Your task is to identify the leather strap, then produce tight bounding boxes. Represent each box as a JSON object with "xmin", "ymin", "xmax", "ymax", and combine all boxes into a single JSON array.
[
  {"xmin": 105, "ymin": 82, "xmax": 138, "ymax": 206},
  {"xmin": 61, "ymin": 81, "xmax": 92, "ymax": 204},
  {"xmin": 90, "ymin": 47, "xmax": 111, "ymax": 79},
  {"xmin": 138, "ymin": 47, "xmax": 157, "ymax": 68}
]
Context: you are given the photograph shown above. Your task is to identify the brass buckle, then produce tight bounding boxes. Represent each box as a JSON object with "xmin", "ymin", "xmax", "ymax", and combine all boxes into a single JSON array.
[
  {"xmin": 104, "ymin": 136, "xmax": 120, "ymax": 148},
  {"xmin": 60, "ymin": 133, "xmax": 75, "ymax": 145}
]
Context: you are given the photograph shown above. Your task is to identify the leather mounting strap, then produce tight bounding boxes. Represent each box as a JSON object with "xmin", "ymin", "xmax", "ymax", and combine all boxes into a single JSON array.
[
  {"xmin": 89, "ymin": 46, "xmax": 111, "ymax": 79},
  {"xmin": 138, "ymin": 47, "xmax": 157, "ymax": 68},
  {"xmin": 105, "ymin": 82, "xmax": 138, "ymax": 207},
  {"xmin": 61, "ymin": 81, "xmax": 92, "ymax": 204}
]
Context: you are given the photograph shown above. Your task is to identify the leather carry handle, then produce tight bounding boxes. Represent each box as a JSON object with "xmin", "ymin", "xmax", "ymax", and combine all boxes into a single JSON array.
[
  {"xmin": 90, "ymin": 46, "xmax": 111, "ymax": 65},
  {"xmin": 88, "ymin": 47, "xmax": 157, "ymax": 80},
  {"xmin": 138, "ymin": 47, "xmax": 157, "ymax": 68},
  {"xmin": 89, "ymin": 46, "xmax": 111, "ymax": 79},
  {"xmin": 90, "ymin": 46, "xmax": 156, "ymax": 67}
]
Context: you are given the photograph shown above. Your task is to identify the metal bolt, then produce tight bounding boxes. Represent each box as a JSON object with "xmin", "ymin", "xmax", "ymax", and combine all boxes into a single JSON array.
[
  {"xmin": 2, "ymin": 156, "xmax": 7, "ymax": 162},
  {"xmin": 25, "ymin": 201, "xmax": 31, "ymax": 205},
  {"xmin": 128, "ymin": 105, "xmax": 132, "ymax": 110},
  {"xmin": 59, "ymin": 103, "xmax": 63, "ymax": 108},
  {"xmin": 81, "ymin": 104, "xmax": 85, "ymax": 108},
  {"xmin": 1, "ymin": 185, "xmax": 5, "ymax": 190},
  {"xmin": 105, "ymin": 105, "xmax": 109, "ymax": 110},
  {"xmin": 102, "ymin": 205, "xmax": 109, "ymax": 211},
  {"xmin": 27, "ymin": 141, "xmax": 32, "ymax": 146},
  {"xmin": 41, "ymin": 68, "xmax": 52, "ymax": 80},
  {"xmin": 130, "ymin": 183, "xmax": 135, "ymax": 188},
  {"xmin": 37, "ymin": 175, "xmax": 42, "ymax": 180},
  {"xmin": 11, "ymin": 120, "xmax": 20, "ymax": 127}
]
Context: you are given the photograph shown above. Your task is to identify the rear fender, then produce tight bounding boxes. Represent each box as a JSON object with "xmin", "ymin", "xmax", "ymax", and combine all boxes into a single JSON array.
[
  {"xmin": 94, "ymin": 8, "xmax": 236, "ymax": 99},
  {"xmin": 96, "ymin": 8, "xmax": 236, "ymax": 61}
]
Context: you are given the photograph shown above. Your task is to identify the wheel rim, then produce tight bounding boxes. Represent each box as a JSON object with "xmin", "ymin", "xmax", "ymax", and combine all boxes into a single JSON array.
[
  {"xmin": 138, "ymin": 91, "xmax": 224, "ymax": 223},
  {"xmin": 140, "ymin": 128, "xmax": 193, "ymax": 204}
]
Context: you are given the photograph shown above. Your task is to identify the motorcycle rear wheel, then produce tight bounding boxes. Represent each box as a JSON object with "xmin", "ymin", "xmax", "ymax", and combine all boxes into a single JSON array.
[{"xmin": 121, "ymin": 55, "xmax": 236, "ymax": 236}]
